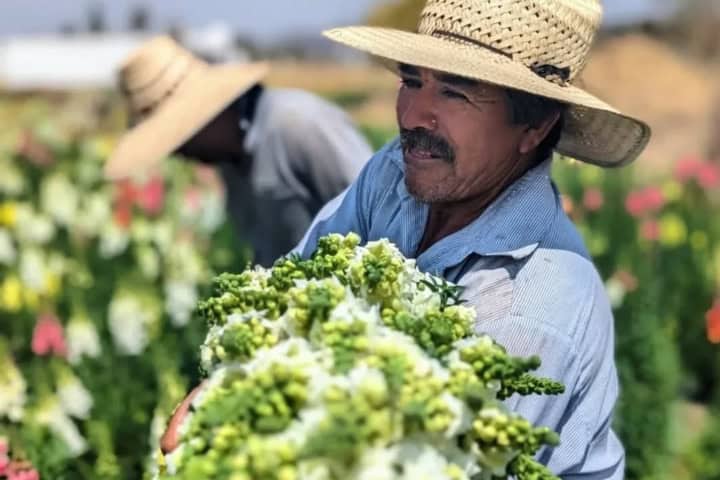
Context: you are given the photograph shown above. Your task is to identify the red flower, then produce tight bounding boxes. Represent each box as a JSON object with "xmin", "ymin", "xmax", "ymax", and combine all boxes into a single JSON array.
[
  {"xmin": 114, "ymin": 179, "xmax": 137, "ymax": 205},
  {"xmin": 113, "ymin": 203, "xmax": 133, "ymax": 230},
  {"xmin": 136, "ymin": 176, "xmax": 165, "ymax": 216},
  {"xmin": 31, "ymin": 313, "xmax": 67, "ymax": 358},
  {"xmin": 707, "ymin": 301, "xmax": 720, "ymax": 344},
  {"xmin": 583, "ymin": 188, "xmax": 604, "ymax": 211}
]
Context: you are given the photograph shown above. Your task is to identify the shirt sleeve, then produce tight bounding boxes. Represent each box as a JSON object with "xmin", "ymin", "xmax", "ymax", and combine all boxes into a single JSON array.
[
  {"xmin": 274, "ymin": 101, "xmax": 373, "ymax": 207},
  {"xmin": 470, "ymin": 275, "xmax": 625, "ymax": 478}
]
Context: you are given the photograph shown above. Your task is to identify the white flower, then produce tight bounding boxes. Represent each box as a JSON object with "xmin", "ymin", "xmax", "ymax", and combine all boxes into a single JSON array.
[
  {"xmin": 605, "ymin": 277, "xmax": 626, "ymax": 309},
  {"xmin": 58, "ymin": 374, "xmax": 93, "ymax": 419},
  {"xmin": 131, "ymin": 218, "xmax": 153, "ymax": 243},
  {"xmin": 395, "ymin": 442, "xmax": 457, "ymax": 480},
  {"xmin": 15, "ymin": 204, "xmax": 55, "ymax": 245},
  {"xmin": 40, "ymin": 172, "xmax": 79, "ymax": 226},
  {"xmin": 348, "ymin": 364, "xmax": 388, "ymax": 404},
  {"xmin": 99, "ymin": 222, "xmax": 129, "ymax": 258},
  {"xmin": 164, "ymin": 444, "xmax": 185, "ymax": 475},
  {"xmin": 137, "ymin": 244, "xmax": 160, "ymax": 280},
  {"xmin": 36, "ymin": 398, "xmax": 88, "ymax": 457},
  {"xmin": 166, "ymin": 240, "xmax": 205, "ymax": 284},
  {"xmin": 0, "ymin": 356, "xmax": 27, "ymax": 422},
  {"xmin": 442, "ymin": 392, "xmax": 473, "ymax": 437},
  {"xmin": 19, "ymin": 247, "xmax": 45, "ymax": 291},
  {"xmin": 108, "ymin": 294, "xmax": 153, "ymax": 355},
  {"xmin": 352, "ymin": 447, "xmax": 397, "ymax": 480},
  {"xmin": 198, "ymin": 190, "xmax": 225, "ymax": 233},
  {"xmin": 268, "ymin": 407, "xmax": 326, "ymax": 448},
  {"xmin": 298, "ymin": 462, "xmax": 333, "ymax": 480},
  {"xmin": 74, "ymin": 192, "xmax": 111, "ymax": 238},
  {"xmin": 0, "ymin": 160, "xmax": 24, "ymax": 196},
  {"xmin": 66, "ymin": 316, "xmax": 102, "ymax": 364},
  {"xmin": 152, "ymin": 220, "xmax": 174, "ymax": 252},
  {"xmin": 149, "ymin": 409, "xmax": 168, "ymax": 453},
  {"xmin": 164, "ymin": 280, "xmax": 198, "ymax": 327},
  {"xmin": 0, "ymin": 228, "xmax": 16, "ymax": 265}
]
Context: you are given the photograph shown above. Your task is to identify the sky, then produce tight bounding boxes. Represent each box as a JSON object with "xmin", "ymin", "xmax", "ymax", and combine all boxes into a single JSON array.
[{"xmin": 0, "ymin": 0, "xmax": 679, "ymax": 41}]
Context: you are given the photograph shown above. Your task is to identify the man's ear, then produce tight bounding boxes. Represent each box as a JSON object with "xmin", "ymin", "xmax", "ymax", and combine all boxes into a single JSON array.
[{"xmin": 518, "ymin": 111, "xmax": 561, "ymax": 155}]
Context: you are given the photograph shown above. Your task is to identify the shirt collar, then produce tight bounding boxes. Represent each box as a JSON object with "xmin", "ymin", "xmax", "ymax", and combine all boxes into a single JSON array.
[{"xmin": 387, "ymin": 139, "xmax": 559, "ymax": 270}]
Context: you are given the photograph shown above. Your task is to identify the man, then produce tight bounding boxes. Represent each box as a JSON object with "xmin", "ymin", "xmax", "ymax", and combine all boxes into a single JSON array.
[
  {"xmin": 104, "ymin": 36, "xmax": 372, "ymax": 266},
  {"xmin": 162, "ymin": 0, "xmax": 651, "ymax": 477}
]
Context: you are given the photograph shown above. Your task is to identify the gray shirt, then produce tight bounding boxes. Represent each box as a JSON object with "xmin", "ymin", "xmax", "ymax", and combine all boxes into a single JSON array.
[{"xmin": 218, "ymin": 88, "xmax": 372, "ymax": 266}]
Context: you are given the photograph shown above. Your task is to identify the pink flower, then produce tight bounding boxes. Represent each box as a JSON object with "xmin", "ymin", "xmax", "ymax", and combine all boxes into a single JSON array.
[
  {"xmin": 625, "ymin": 187, "xmax": 665, "ymax": 217},
  {"xmin": 194, "ymin": 164, "xmax": 218, "ymax": 185},
  {"xmin": 31, "ymin": 313, "xmax": 67, "ymax": 358},
  {"xmin": 583, "ymin": 188, "xmax": 604, "ymax": 211},
  {"xmin": 136, "ymin": 177, "xmax": 165, "ymax": 216},
  {"xmin": 17, "ymin": 130, "xmax": 55, "ymax": 168},
  {"xmin": 697, "ymin": 163, "xmax": 720, "ymax": 190},
  {"xmin": 640, "ymin": 219, "xmax": 660, "ymax": 241},
  {"xmin": 643, "ymin": 187, "xmax": 665, "ymax": 211},
  {"xmin": 625, "ymin": 191, "xmax": 645, "ymax": 217},
  {"xmin": 674, "ymin": 155, "xmax": 703, "ymax": 182},
  {"xmin": 615, "ymin": 270, "xmax": 638, "ymax": 292},
  {"xmin": 0, "ymin": 457, "xmax": 8, "ymax": 476},
  {"xmin": 8, "ymin": 468, "xmax": 40, "ymax": 480},
  {"xmin": 183, "ymin": 187, "xmax": 202, "ymax": 215}
]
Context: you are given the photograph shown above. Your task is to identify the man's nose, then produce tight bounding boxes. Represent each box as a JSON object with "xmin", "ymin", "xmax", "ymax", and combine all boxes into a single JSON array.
[{"xmin": 399, "ymin": 89, "xmax": 438, "ymax": 132}]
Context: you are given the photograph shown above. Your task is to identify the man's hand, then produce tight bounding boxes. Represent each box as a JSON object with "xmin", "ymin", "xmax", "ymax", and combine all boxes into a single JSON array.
[{"xmin": 160, "ymin": 381, "xmax": 206, "ymax": 454}]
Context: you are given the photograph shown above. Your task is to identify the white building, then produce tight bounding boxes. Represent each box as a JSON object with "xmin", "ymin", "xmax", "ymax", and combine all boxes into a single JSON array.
[
  {"xmin": 0, "ymin": 25, "xmax": 247, "ymax": 92},
  {"xmin": 0, "ymin": 34, "xmax": 150, "ymax": 91}
]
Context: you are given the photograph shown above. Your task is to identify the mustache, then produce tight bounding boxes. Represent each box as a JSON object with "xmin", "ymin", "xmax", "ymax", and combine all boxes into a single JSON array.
[{"xmin": 399, "ymin": 128, "xmax": 455, "ymax": 162}]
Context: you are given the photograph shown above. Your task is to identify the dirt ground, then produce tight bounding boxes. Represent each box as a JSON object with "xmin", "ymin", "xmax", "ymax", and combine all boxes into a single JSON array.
[{"xmin": 267, "ymin": 33, "xmax": 720, "ymax": 177}]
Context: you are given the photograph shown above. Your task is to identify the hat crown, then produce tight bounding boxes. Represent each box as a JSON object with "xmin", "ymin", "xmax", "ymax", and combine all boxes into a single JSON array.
[
  {"xmin": 418, "ymin": 0, "xmax": 602, "ymax": 85},
  {"xmin": 118, "ymin": 36, "xmax": 204, "ymax": 118}
]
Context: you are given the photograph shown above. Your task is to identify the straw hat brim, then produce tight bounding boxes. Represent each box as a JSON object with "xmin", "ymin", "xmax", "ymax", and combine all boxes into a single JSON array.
[
  {"xmin": 324, "ymin": 26, "xmax": 651, "ymax": 167},
  {"xmin": 104, "ymin": 62, "xmax": 269, "ymax": 180}
]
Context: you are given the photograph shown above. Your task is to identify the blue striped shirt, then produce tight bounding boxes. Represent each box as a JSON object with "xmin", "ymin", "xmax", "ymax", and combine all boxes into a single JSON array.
[{"xmin": 296, "ymin": 138, "xmax": 624, "ymax": 478}]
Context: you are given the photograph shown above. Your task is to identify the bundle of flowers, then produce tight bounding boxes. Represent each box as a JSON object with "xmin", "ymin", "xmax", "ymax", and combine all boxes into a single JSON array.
[
  {"xmin": 156, "ymin": 233, "xmax": 564, "ymax": 480},
  {"xmin": 0, "ymin": 120, "xmax": 232, "ymax": 479}
]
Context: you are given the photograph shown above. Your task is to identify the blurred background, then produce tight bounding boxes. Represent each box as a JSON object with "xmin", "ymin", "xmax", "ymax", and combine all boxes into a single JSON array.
[{"xmin": 0, "ymin": 1, "xmax": 719, "ymax": 479}]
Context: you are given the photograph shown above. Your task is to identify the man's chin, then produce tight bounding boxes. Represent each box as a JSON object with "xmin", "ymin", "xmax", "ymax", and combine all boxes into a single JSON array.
[{"xmin": 404, "ymin": 178, "xmax": 446, "ymax": 203}]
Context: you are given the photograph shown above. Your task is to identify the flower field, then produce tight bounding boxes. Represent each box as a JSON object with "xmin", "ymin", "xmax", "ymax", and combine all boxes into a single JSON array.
[{"xmin": 0, "ymin": 93, "xmax": 718, "ymax": 479}]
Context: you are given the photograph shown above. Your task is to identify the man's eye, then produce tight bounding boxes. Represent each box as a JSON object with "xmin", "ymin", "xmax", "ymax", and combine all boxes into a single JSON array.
[
  {"xmin": 442, "ymin": 88, "xmax": 469, "ymax": 102},
  {"xmin": 400, "ymin": 77, "xmax": 421, "ymax": 89}
]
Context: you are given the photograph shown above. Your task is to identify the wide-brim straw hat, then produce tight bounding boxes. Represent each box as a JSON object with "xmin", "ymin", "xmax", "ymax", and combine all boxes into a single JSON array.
[
  {"xmin": 104, "ymin": 36, "xmax": 268, "ymax": 180},
  {"xmin": 324, "ymin": 0, "xmax": 651, "ymax": 167}
]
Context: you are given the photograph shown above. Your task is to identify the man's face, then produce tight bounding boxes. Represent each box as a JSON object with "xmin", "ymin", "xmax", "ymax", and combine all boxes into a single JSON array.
[
  {"xmin": 176, "ymin": 105, "xmax": 247, "ymax": 166},
  {"xmin": 396, "ymin": 64, "xmax": 530, "ymax": 204}
]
